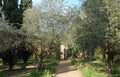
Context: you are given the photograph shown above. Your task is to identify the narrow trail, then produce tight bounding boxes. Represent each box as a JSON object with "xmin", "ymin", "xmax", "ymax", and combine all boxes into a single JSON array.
[{"xmin": 55, "ymin": 60, "xmax": 83, "ymax": 77}]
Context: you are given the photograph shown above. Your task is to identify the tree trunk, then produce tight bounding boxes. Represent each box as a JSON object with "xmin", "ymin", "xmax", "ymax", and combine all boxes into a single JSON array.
[
  {"xmin": 86, "ymin": 49, "xmax": 94, "ymax": 62},
  {"xmin": 38, "ymin": 56, "xmax": 43, "ymax": 71},
  {"xmin": 106, "ymin": 58, "xmax": 111, "ymax": 74},
  {"xmin": 8, "ymin": 62, "xmax": 13, "ymax": 70},
  {"xmin": 82, "ymin": 52, "xmax": 85, "ymax": 60},
  {"xmin": 106, "ymin": 47, "xmax": 112, "ymax": 74},
  {"xmin": 37, "ymin": 51, "xmax": 45, "ymax": 71},
  {"xmin": 102, "ymin": 49, "xmax": 106, "ymax": 62}
]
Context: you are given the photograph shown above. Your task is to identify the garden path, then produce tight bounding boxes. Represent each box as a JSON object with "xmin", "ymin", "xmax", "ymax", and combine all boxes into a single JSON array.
[{"xmin": 54, "ymin": 60, "xmax": 83, "ymax": 77}]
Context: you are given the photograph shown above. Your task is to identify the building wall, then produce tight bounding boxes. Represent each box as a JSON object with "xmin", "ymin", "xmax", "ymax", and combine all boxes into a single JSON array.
[{"xmin": 60, "ymin": 43, "xmax": 68, "ymax": 59}]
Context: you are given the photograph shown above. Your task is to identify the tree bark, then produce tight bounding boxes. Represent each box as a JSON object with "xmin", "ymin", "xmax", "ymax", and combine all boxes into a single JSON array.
[
  {"xmin": 37, "ymin": 51, "xmax": 46, "ymax": 71},
  {"xmin": 106, "ymin": 45, "xmax": 112, "ymax": 74},
  {"xmin": 38, "ymin": 56, "xmax": 43, "ymax": 71}
]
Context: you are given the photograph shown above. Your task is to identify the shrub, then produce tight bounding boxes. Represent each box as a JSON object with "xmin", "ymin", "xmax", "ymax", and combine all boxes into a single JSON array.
[
  {"xmin": 30, "ymin": 70, "xmax": 41, "ymax": 77},
  {"xmin": 82, "ymin": 67, "xmax": 107, "ymax": 77}
]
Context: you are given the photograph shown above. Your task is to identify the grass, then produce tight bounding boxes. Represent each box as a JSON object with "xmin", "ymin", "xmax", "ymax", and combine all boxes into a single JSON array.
[
  {"xmin": 110, "ymin": 62, "xmax": 120, "ymax": 77},
  {"xmin": 29, "ymin": 67, "xmax": 55, "ymax": 77},
  {"xmin": 0, "ymin": 59, "xmax": 2, "ymax": 64},
  {"xmin": 0, "ymin": 58, "xmax": 59, "ymax": 77},
  {"xmin": 82, "ymin": 67, "xmax": 107, "ymax": 77},
  {"xmin": 71, "ymin": 58, "xmax": 120, "ymax": 77}
]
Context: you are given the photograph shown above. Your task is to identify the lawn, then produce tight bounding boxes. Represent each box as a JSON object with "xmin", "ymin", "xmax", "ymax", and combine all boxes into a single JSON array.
[
  {"xmin": 71, "ymin": 58, "xmax": 120, "ymax": 77},
  {"xmin": 0, "ymin": 58, "xmax": 58, "ymax": 77}
]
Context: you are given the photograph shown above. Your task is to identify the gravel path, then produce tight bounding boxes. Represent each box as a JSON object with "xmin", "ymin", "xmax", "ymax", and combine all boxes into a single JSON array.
[{"xmin": 55, "ymin": 60, "xmax": 83, "ymax": 77}]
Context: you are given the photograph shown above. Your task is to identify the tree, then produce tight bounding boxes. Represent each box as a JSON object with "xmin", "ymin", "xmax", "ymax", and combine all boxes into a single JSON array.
[
  {"xmin": 81, "ymin": 0, "xmax": 120, "ymax": 73},
  {"xmin": 21, "ymin": 0, "xmax": 32, "ymax": 10},
  {"xmin": 103, "ymin": 0, "xmax": 120, "ymax": 73},
  {"xmin": 0, "ymin": 0, "xmax": 2, "ymax": 17},
  {"xmin": 22, "ymin": 1, "xmax": 68, "ymax": 70},
  {"xmin": 20, "ymin": 0, "xmax": 32, "ymax": 24},
  {"xmin": 0, "ymin": 0, "xmax": 2, "ymax": 6},
  {"xmin": 0, "ymin": 17, "xmax": 23, "ymax": 70},
  {"xmin": 1, "ymin": 0, "xmax": 32, "ymax": 28},
  {"xmin": 2, "ymin": 0, "xmax": 19, "ymax": 22}
]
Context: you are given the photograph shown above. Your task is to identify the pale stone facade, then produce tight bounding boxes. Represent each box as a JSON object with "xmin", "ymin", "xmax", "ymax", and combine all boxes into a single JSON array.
[{"xmin": 60, "ymin": 43, "xmax": 68, "ymax": 59}]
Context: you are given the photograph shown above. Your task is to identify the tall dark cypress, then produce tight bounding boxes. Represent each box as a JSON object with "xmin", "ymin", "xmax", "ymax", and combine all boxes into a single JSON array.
[
  {"xmin": 2, "ymin": 0, "xmax": 18, "ymax": 22},
  {"xmin": 2, "ymin": 0, "xmax": 23, "ymax": 28},
  {"xmin": 20, "ymin": 0, "xmax": 32, "ymax": 24},
  {"xmin": 0, "ymin": 0, "xmax": 2, "ymax": 6},
  {"xmin": 1, "ymin": 0, "xmax": 32, "ymax": 28},
  {"xmin": 0, "ymin": 0, "xmax": 2, "ymax": 17}
]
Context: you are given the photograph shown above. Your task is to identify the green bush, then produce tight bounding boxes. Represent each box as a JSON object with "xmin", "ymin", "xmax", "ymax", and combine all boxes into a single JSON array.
[
  {"xmin": 71, "ymin": 58, "xmax": 108, "ymax": 77},
  {"xmin": 82, "ymin": 67, "xmax": 107, "ymax": 77},
  {"xmin": 41, "ymin": 69, "xmax": 51, "ymax": 77},
  {"xmin": 94, "ymin": 48, "xmax": 103, "ymax": 61},
  {"xmin": 71, "ymin": 57, "xmax": 85, "ymax": 66},
  {"xmin": 30, "ymin": 69, "xmax": 52, "ymax": 77},
  {"xmin": 30, "ymin": 59, "xmax": 58, "ymax": 77},
  {"xmin": 30, "ymin": 70, "xmax": 41, "ymax": 77}
]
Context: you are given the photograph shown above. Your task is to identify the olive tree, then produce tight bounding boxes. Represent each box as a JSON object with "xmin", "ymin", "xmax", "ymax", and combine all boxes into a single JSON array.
[
  {"xmin": 22, "ymin": 2, "xmax": 68, "ymax": 70},
  {"xmin": 0, "ymin": 17, "xmax": 23, "ymax": 70}
]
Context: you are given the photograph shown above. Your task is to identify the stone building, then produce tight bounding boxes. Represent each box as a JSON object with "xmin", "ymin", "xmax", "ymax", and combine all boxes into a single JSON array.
[{"xmin": 60, "ymin": 43, "xmax": 68, "ymax": 59}]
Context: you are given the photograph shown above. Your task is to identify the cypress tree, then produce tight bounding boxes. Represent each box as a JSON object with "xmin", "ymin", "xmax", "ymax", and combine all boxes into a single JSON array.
[
  {"xmin": 2, "ymin": 0, "xmax": 32, "ymax": 26},
  {"xmin": 0, "ymin": 0, "xmax": 2, "ymax": 6},
  {"xmin": 2, "ymin": 0, "xmax": 18, "ymax": 22},
  {"xmin": 2, "ymin": 0, "xmax": 23, "ymax": 28},
  {"xmin": 20, "ymin": 0, "xmax": 32, "ymax": 24},
  {"xmin": 0, "ymin": 0, "xmax": 2, "ymax": 17}
]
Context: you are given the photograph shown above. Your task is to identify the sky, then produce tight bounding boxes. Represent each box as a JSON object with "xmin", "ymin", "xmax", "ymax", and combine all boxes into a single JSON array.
[
  {"xmin": 32, "ymin": 0, "xmax": 81, "ymax": 7},
  {"xmin": 18, "ymin": 0, "xmax": 81, "ymax": 7}
]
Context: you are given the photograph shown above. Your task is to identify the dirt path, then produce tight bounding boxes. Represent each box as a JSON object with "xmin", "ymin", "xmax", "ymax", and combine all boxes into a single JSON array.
[{"xmin": 54, "ymin": 60, "xmax": 83, "ymax": 77}]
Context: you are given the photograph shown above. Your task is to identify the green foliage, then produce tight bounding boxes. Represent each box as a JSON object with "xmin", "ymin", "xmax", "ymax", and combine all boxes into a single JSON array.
[
  {"xmin": 70, "ymin": 0, "xmax": 120, "ymax": 63},
  {"xmin": 94, "ymin": 48, "xmax": 104, "ymax": 61},
  {"xmin": 43, "ymin": 59, "xmax": 59, "ymax": 66},
  {"xmin": 25, "ymin": 59, "xmax": 58, "ymax": 77},
  {"xmin": 82, "ymin": 67, "xmax": 107, "ymax": 77},
  {"xmin": 0, "ymin": 59, "xmax": 2, "ymax": 64},
  {"xmin": 42, "ymin": 69, "xmax": 51, "ymax": 77},
  {"xmin": 0, "ymin": 18, "xmax": 22, "ymax": 52},
  {"xmin": 1, "ymin": 0, "xmax": 120, "ymax": 76},
  {"xmin": 30, "ymin": 69, "xmax": 52, "ymax": 77},
  {"xmin": 71, "ymin": 57, "xmax": 81, "ymax": 66},
  {"xmin": 71, "ymin": 57, "xmax": 120, "ymax": 77},
  {"xmin": 111, "ymin": 62, "xmax": 120, "ymax": 77},
  {"xmin": 0, "ymin": 59, "xmax": 58, "ymax": 77},
  {"xmin": 21, "ymin": 0, "xmax": 32, "ymax": 10},
  {"xmin": 2, "ymin": 0, "xmax": 22, "ymax": 24},
  {"xmin": 71, "ymin": 58, "xmax": 108, "ymax": 77},
  {"xmin": 22, "ymin": 4, "xmax": 68, "ymax": 68},
  {"xmin": 30, "ymin": 70, "xmax": 41, "ymax": 77},
  {"xmin": 28, "ymin": 59, "xmax": 58, "ymax": 77}
]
